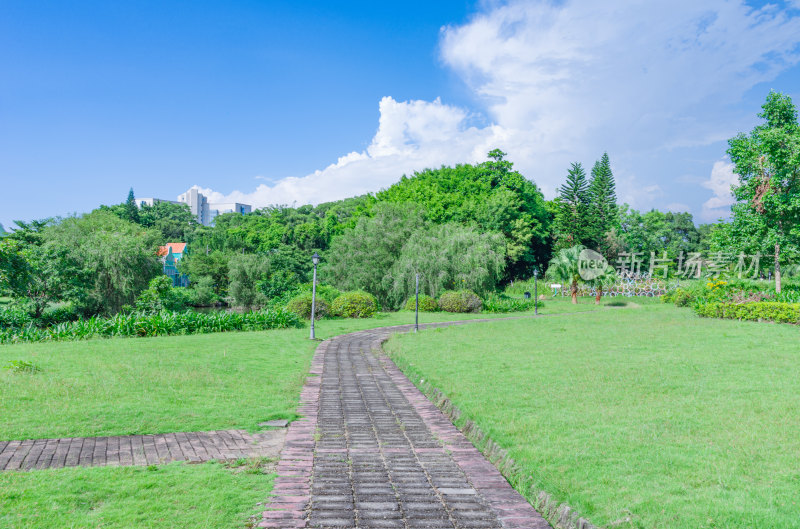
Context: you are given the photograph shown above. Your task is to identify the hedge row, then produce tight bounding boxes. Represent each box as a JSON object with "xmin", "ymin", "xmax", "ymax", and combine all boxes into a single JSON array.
[
  {"xmin": 0, "ymin": 308, "xmax": 302, "ymax": 344},
  {"xmin": 694, "ymin": 301, "xmax": 800, "ymax": 324},
  {"xmin": 287, "ymin": 290, "xmax": 378, "ymax": 319}
]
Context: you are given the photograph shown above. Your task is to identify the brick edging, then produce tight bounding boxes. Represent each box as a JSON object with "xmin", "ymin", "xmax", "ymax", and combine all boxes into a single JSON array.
[{"xmin": 258, "ymin": 340, "xmax": 328, "ymax": 528}]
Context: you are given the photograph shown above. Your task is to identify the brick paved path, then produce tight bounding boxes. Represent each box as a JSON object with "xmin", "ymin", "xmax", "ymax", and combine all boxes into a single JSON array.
[
  {"xmin": 0, "ymin": 429, "xmax": 285, "ymax": 471},
  {"xmin": 259, "ymin": 323, "xmax": 550, "ymax": 529}
]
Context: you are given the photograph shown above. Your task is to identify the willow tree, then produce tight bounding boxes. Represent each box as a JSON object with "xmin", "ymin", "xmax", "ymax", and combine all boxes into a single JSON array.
[
  {"xmin": 727, "ymin": 91, "xmax": 800, "ymax": 293},
  {"xmin": 385, "ymin": 223, "xmax": 506, "ymax": 308}
]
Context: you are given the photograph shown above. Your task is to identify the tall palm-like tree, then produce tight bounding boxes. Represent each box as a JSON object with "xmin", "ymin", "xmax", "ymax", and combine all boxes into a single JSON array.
[{"xmin": 545, "ymin": 245, "xmax": 584, "ymax": 304}]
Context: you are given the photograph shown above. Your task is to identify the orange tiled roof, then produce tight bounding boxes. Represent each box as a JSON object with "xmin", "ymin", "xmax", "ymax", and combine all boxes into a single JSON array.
[{"xmin": 157, "ymin": 242, "xmax": 187, "ymax": 256}]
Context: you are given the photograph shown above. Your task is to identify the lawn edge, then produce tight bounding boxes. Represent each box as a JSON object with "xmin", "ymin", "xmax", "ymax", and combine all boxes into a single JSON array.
[{"xmin": 387, "ymin": 345, "xmax": 601, "ymax": 529}]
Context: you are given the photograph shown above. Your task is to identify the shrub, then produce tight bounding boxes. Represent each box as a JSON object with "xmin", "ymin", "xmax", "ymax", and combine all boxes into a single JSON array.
[
  {"xmin": 438, "ymin": 290, "xmax": 482, "ymax": 313},
  {"xmin": 404, "ymin": 295, "xmax": 439, "ymax": 312},
  {"xmin": 39, "ymin": 304, "xmax": 80, "ymax": 327},
  {"xmin": 286, "ymin": 294, "xmax": 329, "ymax": 319},
  {"xmin": 695, "ymin": 301, "xmax": 800, "ymax": 324},
  {"xmin": 136, "ymin": 276, "xmax": 192, "ymax": 313},
  {"xmin": 189, "ymin": 276, "xmax": 220, "ymax": 307},
  {"xmin": 0, "ymin": 306, "xmax": 33, "ymax": 329},
  {"xmin": 0, "ymin": 308, "xmax": 302, "ymax": 344},
  {"xmin": 331, "ymin": 291, "xmax": 378, "ymax": 318},
  {"xmin": 298, "ymin": 284, "xmax": 342, "ymax": 305},
  {"xmin": 482, "ymin": 294, "xmax": 539, "ymax": 313},
  {"xmin": 672, "ymin": 288, "xmax": 696, "ymax": 307}
]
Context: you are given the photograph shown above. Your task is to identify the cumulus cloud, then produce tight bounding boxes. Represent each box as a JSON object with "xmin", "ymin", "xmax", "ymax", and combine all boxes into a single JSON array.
[
  {"xmin": 701, "ymin": 159, "xmax": 739, "ymax": 221},
  {"xmin": 200, "ymin": 0, "xmax": 800, "ymax": 213},
  {"xmin": 191, "ymin": 97, "xmax": 504, "ymax": 207}
]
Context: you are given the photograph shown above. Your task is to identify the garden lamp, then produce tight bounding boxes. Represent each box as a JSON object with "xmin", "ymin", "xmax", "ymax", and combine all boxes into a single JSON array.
[
  {"xmin": 533, "ymin": 267, "xmax": 539, "ymax": 315},
  {"xmin": 310, "ymin": 252, "xmax": 320, "ymax": 340}
]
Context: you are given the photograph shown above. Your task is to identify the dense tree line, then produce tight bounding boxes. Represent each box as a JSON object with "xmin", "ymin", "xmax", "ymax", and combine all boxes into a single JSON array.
[{"xmin": 3, "ymin": 90, "xmax": 799, "ymax": 317}]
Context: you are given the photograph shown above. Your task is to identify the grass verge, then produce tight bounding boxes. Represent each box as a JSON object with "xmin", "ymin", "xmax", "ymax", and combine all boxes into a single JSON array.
[
  {"xmin": 0, "ymin": 459, "xmax": 274, "ymax": 529},
  {"xmin": 385, "ymin": 303, "xmax": 800, "ymax": 529}
]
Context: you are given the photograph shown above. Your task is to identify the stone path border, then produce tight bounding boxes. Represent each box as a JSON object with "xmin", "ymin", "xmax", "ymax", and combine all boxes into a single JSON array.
[
  {"xmin": 259, "ymin": 321, "xmax": 551, "ymax": 529},
  {"xmin": 0, "ymin": 429, "xmax": 286, "ymax": 471}
]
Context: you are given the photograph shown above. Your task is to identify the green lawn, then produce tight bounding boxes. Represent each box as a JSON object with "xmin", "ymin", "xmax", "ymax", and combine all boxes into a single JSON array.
[
  {"xmin": 385, "ymin": 303, "xmax": 800, "ymax": 529},
  {"xmin": 1, "ymin": 306, "xmax": 575, "ymax": 528},
  {"xmin": 0, "ymin": 459, "xmax": 275, "ymax": 529},
  {"xmin": 0, "ymin": 309, "xmax": 542, "ymax": 440}
]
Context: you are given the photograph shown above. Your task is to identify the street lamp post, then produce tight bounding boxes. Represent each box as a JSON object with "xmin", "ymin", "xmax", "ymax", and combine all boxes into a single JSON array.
[
  {"xmin": 415, "ymin": 273, "xmax": 419, "ymax": 333},
  {"xmin": 310, "ymin": 252, "xmax": 320, "ymax": 340},
  {"xmin": 533, "ymin": 268, "xmax": 539, "ymax": 316}
]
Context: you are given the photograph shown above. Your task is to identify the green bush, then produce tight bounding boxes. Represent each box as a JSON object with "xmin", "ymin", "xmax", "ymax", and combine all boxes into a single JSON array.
[
  {"xmin": 38, "ymin": 304, "xmax": 80, "ymax": 327},
  {"xmin": 482, "ymin": 294, "xmax": 539, "ymax": 313},
  {"xmin": 0, "ymin": 308, "xmax": 302, "ymax": 344},
  {"xmin": 331, "ymin": 291, "xmax": 378, "ymax": 318},
  {"xmin": 286, "ymin": 294, "xmax": 329, "ymax": 319},
  {"xmin": 189, "ymin": 276, "xmax": 220, "ymax": 307},
  {"xmin": 0, "ymin": 306, "xmax": 33, "ymax": 329},
  {"xmin": 695, "ymin": 301, "xmax": 800, "ymax": 324},
  {"xmin": 438, "ymin": 290, "xmax": 482, "ymax": 313},
  {"xmin": 404, "ymin": 295, "xmax": 438, "ymax": 312},
  {"xmin": 299, "ymin": 284, "xmax": 342, "ymax": 305},
  {"xmin": 136, "ymin": 276, "xmax": 192, "ymax": 313},
  {"xmin": 672, "ymin": 288, "xmax": 697, "ymax": 307}
]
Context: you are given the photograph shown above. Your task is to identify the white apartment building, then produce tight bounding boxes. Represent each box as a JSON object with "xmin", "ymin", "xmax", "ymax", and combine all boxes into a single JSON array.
[{"xmin": 138, "ymin": 187, "xmax": 252, "ymax": 227}]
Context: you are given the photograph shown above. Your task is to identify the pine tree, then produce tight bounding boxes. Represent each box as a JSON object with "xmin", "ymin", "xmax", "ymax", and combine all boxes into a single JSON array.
[
  {"xmin": 123, "ymin": 188, "xmax": 140, "ymax": 224},
  {"xmin": 553, "ymin": 162, "xmax": 591, "ymax": 250},
  {"xmin": 588, "ymin": 152, "xmax": 618, "ymax": 248}
]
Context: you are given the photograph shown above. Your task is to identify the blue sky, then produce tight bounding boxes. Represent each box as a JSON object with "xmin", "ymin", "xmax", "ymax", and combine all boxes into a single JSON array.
[{"xmin": 2, "ymin": 0, "xmax": 800, "ymax": 230}]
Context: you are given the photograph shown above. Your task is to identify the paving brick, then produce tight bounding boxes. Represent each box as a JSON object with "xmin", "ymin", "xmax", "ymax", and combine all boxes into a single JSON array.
[
  {"xmin": 0, "ymin": 429, "xmax": 284, "ymax": 472},
  {"xmin": 256, "ymin": 323, "xmax": 553, "ymax": 529}
]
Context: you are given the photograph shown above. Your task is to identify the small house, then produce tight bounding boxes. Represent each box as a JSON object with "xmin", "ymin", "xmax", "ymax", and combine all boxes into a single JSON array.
[{"xmin": 157, "ymin": 242, "xmax": 189, "ymax": 287}]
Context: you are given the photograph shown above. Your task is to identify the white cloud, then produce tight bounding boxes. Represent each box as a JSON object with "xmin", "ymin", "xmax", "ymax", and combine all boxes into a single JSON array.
[
  {"xmin": 700, "ymin": 159, "xmax": 739, "ymax": 221},
  {"xmin": 192, "ymin": 97, "xmax": 504, "ymax": 207},
  {"xmin": 200, "ymin": 1, "xmax": 800, "ymax": 213},
  {"xmin": 666, "ymin": 203, "xmax": 692, "ymax": 213}
]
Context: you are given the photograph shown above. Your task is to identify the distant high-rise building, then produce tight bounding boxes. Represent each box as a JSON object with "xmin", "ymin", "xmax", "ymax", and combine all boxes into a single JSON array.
[{"xmin": 137, "ymin": 187, "xmax": 252, "ymax": 226}]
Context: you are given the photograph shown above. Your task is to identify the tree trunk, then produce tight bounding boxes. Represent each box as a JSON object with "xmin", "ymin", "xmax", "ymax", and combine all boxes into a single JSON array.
[
  {"xmin": 595, "ymin": 285, "xmax": 602, "ymax": 305},
  {"xmin": 571, "ymin": 279, "xmax": 578, "ymax": 304},
  {"xmin": 775, "ymin": 241, "xmax": 782, "ymax": 294}
]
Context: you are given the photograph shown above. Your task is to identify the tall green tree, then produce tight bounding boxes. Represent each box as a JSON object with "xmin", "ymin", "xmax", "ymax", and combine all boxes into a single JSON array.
[
  {"xmin": 325, "ymin": 203, "xmax": 426, "ymax": 306},
  {"xmin": 588, "ymin": 152, "xmax": 619, "ymax": 249},
  {"xmin": 137, "ymin": 201, "xmax": 197, "ymax": 242},
  {"xmin": 122, "ymin": 188, "xmax": 140, "ymax": 224},
  {"xmin": 375, "ymin": 150, "xmax": 551, "ymax": 279},
  {"xmin": 385, "ymin": 223, "xmax": 506, "ymax": 308},
  {"xmin": 44, "ymin": 211, "xmax": 161, "ymax": 315},
  {"xmin": 727, "ymin": 91, "xmax": 800, "ymax": 293},
  {"xmin": 552, "ymin": 163, "xmax": 591, "ymax": 250},
  {"xmin": 0, "ymin": 219, "xmax": 82, "ymax": 317},
  {"xmin": 227, "ymin": 254, "xmax": 268, "ymax": 310}
]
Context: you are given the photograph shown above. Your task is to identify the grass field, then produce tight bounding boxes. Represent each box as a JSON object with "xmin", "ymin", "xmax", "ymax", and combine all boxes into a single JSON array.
[
  {"xmin": 0, "ymin": 308, "xmax": 566, "ymax": 441},
  {"xmin": 0, "ymin": 458, "xmax": 275, "ymax": 529},
  {"xmin": 0, "ymin": 305, "xmax": 578, "ymax": 528},
  {"xmin": 386, "ymin": 303, "xmax": 800, "ymax": 529}
]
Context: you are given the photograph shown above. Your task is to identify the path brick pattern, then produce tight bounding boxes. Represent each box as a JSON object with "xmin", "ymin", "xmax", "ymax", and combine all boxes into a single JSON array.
[
  {"xmin": 0, "ymin": 429, "xmax": 285, "ymax": 471},
  {"xmin": 259, "ymin": 323, "xmax": 550, "ymax": 529}
]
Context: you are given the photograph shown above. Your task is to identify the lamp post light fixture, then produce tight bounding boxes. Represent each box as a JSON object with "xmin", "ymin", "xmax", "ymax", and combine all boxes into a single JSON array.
[
  {"xmin": 415, "ymin": 273, "xmax": 420, "ymax": 333},
  {"xmin": 310, "ymin": 252, "xmax": 320, "ymax": 340},
  {"xmin": 533, "ymin": 267, "xmax": 539, "ymax": 315}
]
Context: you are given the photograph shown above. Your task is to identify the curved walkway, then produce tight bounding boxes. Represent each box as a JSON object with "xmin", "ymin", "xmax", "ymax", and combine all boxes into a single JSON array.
[{"xmin": 260, "ymin": 321, "xmax": 550, "ymax": 529}]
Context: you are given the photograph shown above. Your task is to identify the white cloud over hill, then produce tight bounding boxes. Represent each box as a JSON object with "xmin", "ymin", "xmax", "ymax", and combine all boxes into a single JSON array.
[{"xmin": 198, "ymin": 0, "xmax": 800, "ymax": 215}]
